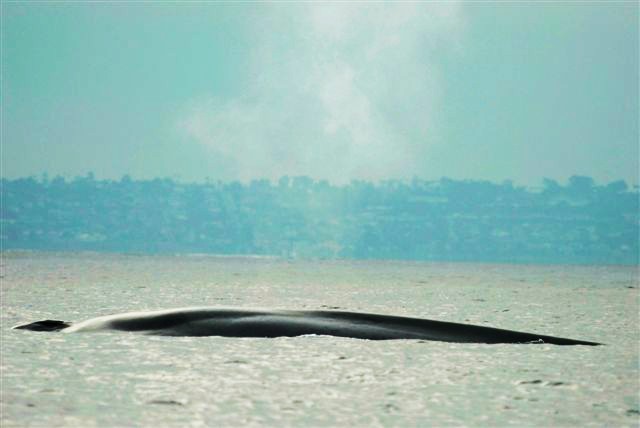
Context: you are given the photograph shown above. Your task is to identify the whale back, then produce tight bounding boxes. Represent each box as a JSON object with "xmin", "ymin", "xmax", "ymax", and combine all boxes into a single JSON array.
[{"xmin": 11, "ymin": 308, "xmax": 602, "ymax": 345}]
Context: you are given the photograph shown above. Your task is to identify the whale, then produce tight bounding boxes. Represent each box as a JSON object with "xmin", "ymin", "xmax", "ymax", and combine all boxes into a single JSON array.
[{"xmin": 12, "ymin": 307, "xmax": 601, "ymax": 345}]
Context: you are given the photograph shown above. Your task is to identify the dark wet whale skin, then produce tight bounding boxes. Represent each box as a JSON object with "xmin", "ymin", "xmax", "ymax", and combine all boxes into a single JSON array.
[{"xmin": 13, "ymin": 307, "xmax": 601, "ymax": 345}]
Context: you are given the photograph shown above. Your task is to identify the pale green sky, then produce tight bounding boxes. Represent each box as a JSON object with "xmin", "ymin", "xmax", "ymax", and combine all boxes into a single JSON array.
[{"xmin": 2, "ymin": 2, "xmax": 638, "ymax": 185}]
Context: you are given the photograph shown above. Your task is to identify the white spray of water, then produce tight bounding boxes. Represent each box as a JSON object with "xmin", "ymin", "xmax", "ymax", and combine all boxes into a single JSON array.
[{"xmin": 179, "ymin": 2, "xmax": 465, "ymax": 184}]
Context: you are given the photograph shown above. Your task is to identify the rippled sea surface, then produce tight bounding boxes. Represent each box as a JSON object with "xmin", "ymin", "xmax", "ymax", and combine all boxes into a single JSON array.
[{"xmin": 1, "ymin": 252, "xmax": 638, "ymax": 427}]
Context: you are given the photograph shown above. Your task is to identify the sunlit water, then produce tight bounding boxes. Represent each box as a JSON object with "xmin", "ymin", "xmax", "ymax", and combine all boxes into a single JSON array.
[{"xmin": 1, "ymin": 252, "xmax": 638, "ymax": 427}]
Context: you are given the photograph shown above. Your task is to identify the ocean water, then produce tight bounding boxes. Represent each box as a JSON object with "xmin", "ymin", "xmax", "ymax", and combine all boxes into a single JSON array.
[{"xmin": 1, "ymin": 252, "xmax": 638, "ymax": 427}]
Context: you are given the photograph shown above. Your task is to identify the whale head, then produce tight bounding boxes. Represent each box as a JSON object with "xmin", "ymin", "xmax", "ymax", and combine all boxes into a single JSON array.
[{"xmin": 12, "ymin": 320, "xmax": 71, "ymax": 332}]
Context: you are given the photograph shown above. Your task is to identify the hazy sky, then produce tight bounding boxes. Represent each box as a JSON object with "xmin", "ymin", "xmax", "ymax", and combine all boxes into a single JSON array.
[{"xmin": 2, "ymin": 2, "xmax": 638, "ymax": 185}]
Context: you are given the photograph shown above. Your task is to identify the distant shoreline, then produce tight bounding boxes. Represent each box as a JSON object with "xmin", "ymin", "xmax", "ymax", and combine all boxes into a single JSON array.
[
  {"xmin": 2, "ymin": 175, "xmax": 638, "ymax": 266},
  {"xmin": 2, "ymin": 248, "xmax": 637, "ymax": 268}
]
